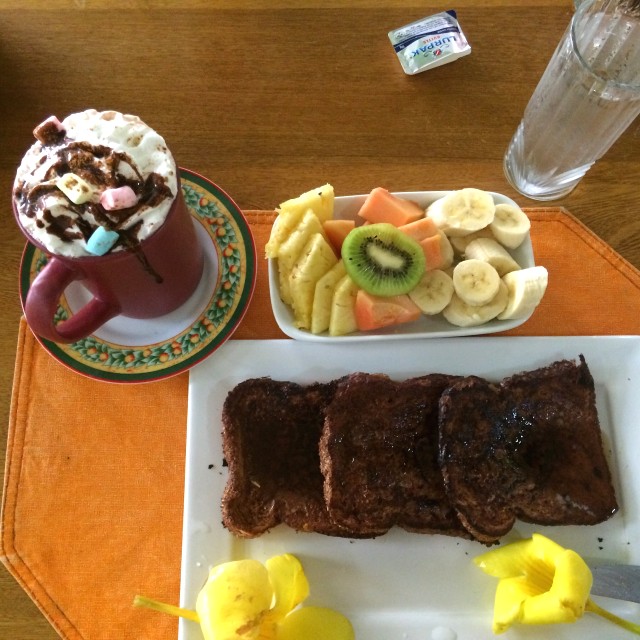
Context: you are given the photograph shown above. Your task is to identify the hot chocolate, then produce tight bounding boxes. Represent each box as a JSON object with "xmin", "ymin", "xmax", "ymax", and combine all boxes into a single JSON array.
[{"xmin": 13, "ymin": 109, "xmax": 205, "ymax": 343}]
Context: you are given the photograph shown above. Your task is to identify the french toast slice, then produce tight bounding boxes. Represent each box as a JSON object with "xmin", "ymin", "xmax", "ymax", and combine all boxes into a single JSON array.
[
  {"xmin": 221, "ymin": 377, "xmax": 347, "ymax": 538},
  {"xmin": 438, "ymin": 356, "xmax": 618, "ymax": 544},
  {"xmin": 319, "ymin": 372, "xmax": 469, "ymax": 538}
]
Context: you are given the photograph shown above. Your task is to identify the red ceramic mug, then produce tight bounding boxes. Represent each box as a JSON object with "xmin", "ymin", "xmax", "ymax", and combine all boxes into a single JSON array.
[{"xmin": 15, "ymin": 186, "xmax": 205, "ymax": 343}]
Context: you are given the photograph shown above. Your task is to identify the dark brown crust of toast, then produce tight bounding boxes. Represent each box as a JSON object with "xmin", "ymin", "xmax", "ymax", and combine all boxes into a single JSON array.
[
  {"xmin": 438, "ymin": 356, "xmax": 618, "ymax": 544},
  {"xmin": 319, "ymin": 372, "xmax": 470, "ymax": 538}
]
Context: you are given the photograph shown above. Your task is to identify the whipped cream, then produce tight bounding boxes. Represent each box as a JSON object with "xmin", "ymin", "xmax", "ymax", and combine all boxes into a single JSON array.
[{"xmin": 13, "ymin": 109, "xmax": 178, "ymax": 257}]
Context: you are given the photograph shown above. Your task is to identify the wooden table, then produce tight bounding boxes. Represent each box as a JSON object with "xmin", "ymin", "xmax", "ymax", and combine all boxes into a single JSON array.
[{"xmin": 1, "ymin": 1, "xmax": 638, "ymax": 638}]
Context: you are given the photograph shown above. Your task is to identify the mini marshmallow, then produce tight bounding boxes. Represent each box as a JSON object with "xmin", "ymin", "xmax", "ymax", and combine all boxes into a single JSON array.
[
  {"xmin": 86, "ymin": 226, "xmax": 119, "ymax": 256},
  {"xmin": 56, "ymin": 172, "xmax": 96, "ymax": 205},
  {"xmin": 43, "ymin": 115, "xmax": 64, "ymax": 130},
  {"xmin": 33, "ymin": 116, "xmax": 66, "ymax": 144},
  {"xmin": 100, "ymin": 185, "xmax": 138, "ymax": 210}
]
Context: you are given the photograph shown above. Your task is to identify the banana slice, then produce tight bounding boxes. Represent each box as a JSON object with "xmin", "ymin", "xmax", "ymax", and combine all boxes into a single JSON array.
[
  {"xmin": 465, "ymin": 237, "xmax": 521, "ymax": 277},
  {"xmin": 443, "ymin": 281, "xmax": 508, "ymax": 327},
  {"xmin": 427, "ymin": 188, "xmax": 496, "ymax": 237},
  {"xmin": 452, "ymin": 259, "xmax": 501, "ymax": 307},
  {"xmin": 490, "ymin": 203, "xmax": 531, "ymax": 249},
  {"xmin": 449, "ymin": 227, "xmax": 495, "ymax": 256},
  {"xmin": 498, "ymin": 266, "xmax": 548, "ymax": 320},
  {"xmin": 408, "ymin": 269, "xmax": 454, "ymax": 315}
]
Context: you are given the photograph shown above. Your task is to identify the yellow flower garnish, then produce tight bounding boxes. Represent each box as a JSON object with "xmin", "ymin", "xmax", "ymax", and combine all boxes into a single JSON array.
[
  {"xmin": 134, "ymin": 553, "xmax": 354, "ymax": 640},
  {"xmin": 474, "ymin": 533, "xmax": 640, "ymax": 636}
]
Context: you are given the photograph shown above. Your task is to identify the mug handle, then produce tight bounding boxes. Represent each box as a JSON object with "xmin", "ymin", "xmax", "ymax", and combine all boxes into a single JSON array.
[{"xmin": 24, "ymin": 257, "xmax": 120, "ymax": 343}]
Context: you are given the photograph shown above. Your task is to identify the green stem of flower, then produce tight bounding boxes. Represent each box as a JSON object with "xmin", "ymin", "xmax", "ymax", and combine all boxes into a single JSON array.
[
  {"xmin": 133, "ymin": 595, "xmax": 200, "ymax": 623},
  {"xmin": 586, "ymin": 599, "xmax": 640, "ymax": 635}
]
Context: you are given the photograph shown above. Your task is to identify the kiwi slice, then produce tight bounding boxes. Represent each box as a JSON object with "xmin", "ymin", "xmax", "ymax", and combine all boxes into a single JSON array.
[{"xmin": 341, "ymin": 223, "xmax": 426, "ymax": 296}]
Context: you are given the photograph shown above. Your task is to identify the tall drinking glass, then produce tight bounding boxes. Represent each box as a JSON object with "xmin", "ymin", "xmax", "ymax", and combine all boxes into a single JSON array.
[{"xmin": 504, "ymin": 0, "xmax": 640, "ymax": 201}]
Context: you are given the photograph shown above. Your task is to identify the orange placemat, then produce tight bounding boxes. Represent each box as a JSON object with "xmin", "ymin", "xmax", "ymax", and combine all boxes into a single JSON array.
[{"xmin": 2, "ymin": 208, "xmax": 640, "ymax": 640}]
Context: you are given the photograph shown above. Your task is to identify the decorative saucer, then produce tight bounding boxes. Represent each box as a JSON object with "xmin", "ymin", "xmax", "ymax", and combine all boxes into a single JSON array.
[{"xmin": 19, "ymin": 168, "xmax": 257, "ymax": 383}]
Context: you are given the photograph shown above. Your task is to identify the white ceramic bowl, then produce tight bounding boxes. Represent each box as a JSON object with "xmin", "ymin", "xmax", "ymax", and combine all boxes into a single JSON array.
[{"xmin": 268, "ymin": 190, "xmax": 536, "ymax": 342}]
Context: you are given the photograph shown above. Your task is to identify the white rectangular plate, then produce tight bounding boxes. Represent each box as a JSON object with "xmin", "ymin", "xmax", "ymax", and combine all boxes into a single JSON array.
[
  {"xmin": 180, "ymin": 337, "xmax": 640, "ymax": 640},
  {"xmin": 268, "ymin": 191, "xmax": 536, "ymax": 341}
]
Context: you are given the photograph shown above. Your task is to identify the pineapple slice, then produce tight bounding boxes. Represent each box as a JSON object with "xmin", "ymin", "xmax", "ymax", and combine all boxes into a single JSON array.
[
  {"xmin": 329, "ymin": 274, "xmax": 359, "ymax": 337},
  {"xmin": 278, "ymin": 183, "xmax": 334, "ymax": 223},
  {"xmin": 311, "ymin": 261, "xmax": 346, "ymax": 335},
  {"xmin": 265, "ymin": 207, "xmax": 307, "ymax": 259},
  {"xmin": 289, "ymin": 234, "xmax": 339, "ymax": 330},
  {"xmin": 265, "ymin": 183, "xmax": 335, "ymax": 258},
  {"xmin": 277, "ymin": 210, "xmax": 326, "ymax": 305}
]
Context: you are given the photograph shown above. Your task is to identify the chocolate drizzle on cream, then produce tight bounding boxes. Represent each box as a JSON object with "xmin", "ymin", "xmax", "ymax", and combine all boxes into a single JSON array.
[{"xmin": 14, "ymin": 136, "xmax": 174, "ymax": 283}]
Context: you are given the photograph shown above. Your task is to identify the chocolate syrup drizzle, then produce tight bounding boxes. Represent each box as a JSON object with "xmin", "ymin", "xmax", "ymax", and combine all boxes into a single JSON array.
[{"xmin": 14, "ymin": 135, "xmax": 174, "ymax": 284}]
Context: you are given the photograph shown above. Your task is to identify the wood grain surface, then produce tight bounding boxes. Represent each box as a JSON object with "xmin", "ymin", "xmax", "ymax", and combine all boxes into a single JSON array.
[{"xmin": 1, "ymin": 1, "xmax": 639, "ymax": 638}]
